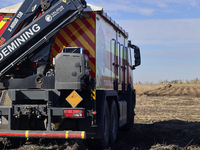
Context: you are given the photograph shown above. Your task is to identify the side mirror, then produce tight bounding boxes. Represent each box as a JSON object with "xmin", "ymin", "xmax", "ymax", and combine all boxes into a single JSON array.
[{"xmin": 128, "ymin": 41, "xmax": 141, "ymax": 70}]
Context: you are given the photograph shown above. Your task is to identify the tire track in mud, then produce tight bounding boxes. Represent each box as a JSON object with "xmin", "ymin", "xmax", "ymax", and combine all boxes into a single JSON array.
[{"xmin": 143, "ymin": 85, "xmax": 200, "ymax": 97}]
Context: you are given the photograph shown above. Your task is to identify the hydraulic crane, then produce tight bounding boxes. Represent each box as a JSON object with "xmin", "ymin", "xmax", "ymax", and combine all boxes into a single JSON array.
[{"xmin": 0, "ymin": 0, "xmax": 86, "ymax": 78}]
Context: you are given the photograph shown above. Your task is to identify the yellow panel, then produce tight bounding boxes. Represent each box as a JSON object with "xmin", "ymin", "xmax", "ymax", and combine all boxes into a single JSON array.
[{"xmin": 66, "ymin": 90, "xmax": 83, "ymax": 108}]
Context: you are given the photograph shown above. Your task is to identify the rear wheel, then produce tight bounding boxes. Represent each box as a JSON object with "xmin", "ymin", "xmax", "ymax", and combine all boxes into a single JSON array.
[
  {"xmin": 87, "ymin": 101, "xmax": 110, "ymax": 149},
  {"xmin": 102, "ymin": 101, "xmax": 110, "ymax": 147},
  {"xmin": 109, "ymin": 100, "xmax": 118, "ymax": 144}
]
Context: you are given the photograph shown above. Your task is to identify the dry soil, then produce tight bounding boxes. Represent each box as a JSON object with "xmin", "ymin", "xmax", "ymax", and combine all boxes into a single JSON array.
[{"xmin": 3, "ymin": 84, "xmax": 200, "ymax": 150}]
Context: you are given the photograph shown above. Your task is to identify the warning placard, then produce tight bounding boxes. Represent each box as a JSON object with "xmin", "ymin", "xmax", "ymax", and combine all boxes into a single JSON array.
[{"xmin": 66, "ymin": 90, "xmax": 83, "ymax": 108}]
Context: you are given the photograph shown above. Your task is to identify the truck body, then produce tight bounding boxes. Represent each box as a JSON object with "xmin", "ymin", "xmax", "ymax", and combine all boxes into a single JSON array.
[{"xmin": 0, "ymin": 0, "xmax": 141, "ymax": 148}]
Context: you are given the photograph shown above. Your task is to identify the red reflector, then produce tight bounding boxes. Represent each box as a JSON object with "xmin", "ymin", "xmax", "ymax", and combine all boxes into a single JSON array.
[
  {"xmin": 32, "ymin": 62, "xmax": 36, "ymax": 68},
  {"xmin": 63, "ymin": 109, "xmax": 84, "ymax": 118}
]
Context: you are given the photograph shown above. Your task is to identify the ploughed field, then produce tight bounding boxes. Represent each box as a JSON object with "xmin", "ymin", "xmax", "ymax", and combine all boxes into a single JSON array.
[
  {"xmin": 129, "ymin": 84, "xmax": 200, "ymax": 150},
  {"xmin": 143, "ymin": 84, "xmax": 200, "ymax": 97},
  {"xmin": 3, "ymin": 84, "xmax": 200, "ymax": 150}
]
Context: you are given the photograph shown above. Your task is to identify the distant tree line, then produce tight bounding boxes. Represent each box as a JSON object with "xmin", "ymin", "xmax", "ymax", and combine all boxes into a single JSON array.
[
  {"xmin": 158, "ymin": 78, "xmax": 200, "ymax": 84},
  {"xmin": 135, "ymin": 78, "xmax": 200, "ymax": 84}
]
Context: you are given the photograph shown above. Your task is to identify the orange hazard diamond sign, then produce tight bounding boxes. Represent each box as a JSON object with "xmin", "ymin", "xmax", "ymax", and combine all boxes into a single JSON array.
[{"xmin": 66, "ymin": 91, "xmax": 83, "ymax": 108}]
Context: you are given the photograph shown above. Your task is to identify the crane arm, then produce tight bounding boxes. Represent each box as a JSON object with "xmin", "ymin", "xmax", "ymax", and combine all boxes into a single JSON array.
[{"xmin": 0, "ymin": 0, "xmax": 86, "ymax": 77}]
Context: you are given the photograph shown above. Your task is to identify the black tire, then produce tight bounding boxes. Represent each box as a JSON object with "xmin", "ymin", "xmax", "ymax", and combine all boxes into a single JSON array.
[
  {"xmin": 101, "ymin": 100, "xmax": 110, "ymax": 147},
  {"xmin": 109, "ymin": 100, "xmax": 118, "ymax": 144},
  {"xmin": 87, "ymin": 100, "xmax": 110, "ymax": 149}
]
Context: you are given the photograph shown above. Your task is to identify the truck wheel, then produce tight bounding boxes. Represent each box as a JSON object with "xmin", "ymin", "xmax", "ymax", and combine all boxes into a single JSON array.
[
  {"xmin": 109, "ymin": 100, "xmax": 118, "ymax": 144},
  {"xmin": 87, "ymin": 100, "xmax": 110, "ymax": 149},
  {"xmin": 102, "ymin": 101, "xmax": 110, "ymax": 147}
]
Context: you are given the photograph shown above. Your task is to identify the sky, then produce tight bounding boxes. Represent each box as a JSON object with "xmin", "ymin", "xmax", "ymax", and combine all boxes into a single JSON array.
[{"xmin": 1, "ymin": 0, "xmax": 200, "ymax": 83}]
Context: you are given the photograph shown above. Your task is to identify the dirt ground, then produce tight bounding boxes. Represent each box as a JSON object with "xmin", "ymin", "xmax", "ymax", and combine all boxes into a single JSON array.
[
  {"xmin": 131, "ymin": 95, "xmax": 200, "ymax": 150},
  {"xmin": 3, "ymin": 84, "xmax": 200, "ymax": 150},
  {"xmin": 130, "ymin": 84, "xmax": 200, "ymax": 150}
]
